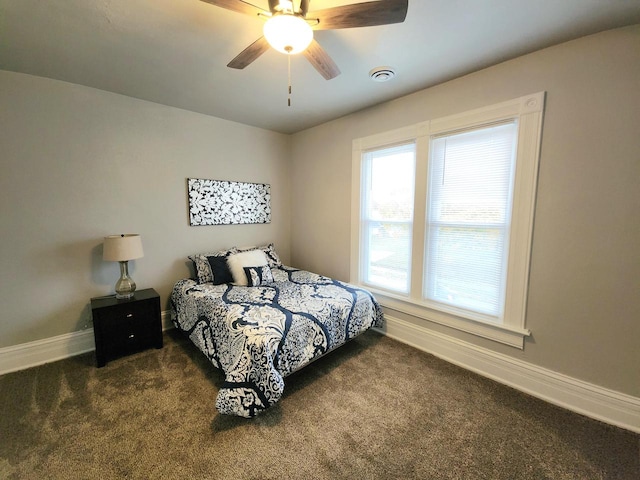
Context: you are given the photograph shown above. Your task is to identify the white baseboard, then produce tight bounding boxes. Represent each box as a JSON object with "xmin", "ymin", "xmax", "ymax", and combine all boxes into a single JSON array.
[
  {"xmin": 375, "ymin": 315, "xmax": 640, "ymax": 433},
  {"xmin": 161, "ymin": 310, "xmax": 174, "ymax": 331},
  {"xmin": 0, "ymin": 311, "xmax": 174, "ymax": 376},
  {"xmin": 0, "ymin": 329, "xmax": 96, "ymax": 376}
]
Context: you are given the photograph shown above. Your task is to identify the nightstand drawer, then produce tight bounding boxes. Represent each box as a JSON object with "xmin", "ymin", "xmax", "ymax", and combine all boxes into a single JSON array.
[
  {"xmin": 99, "ymin": 302, "xmax": 156, "ymax": 333},
  {"xmin": 100, "ymin": 311, "xmax": 157, "ymax": 349},
  {"xmin": 91, "ymin": 288, "xmax": 162, "ymax": 367}
]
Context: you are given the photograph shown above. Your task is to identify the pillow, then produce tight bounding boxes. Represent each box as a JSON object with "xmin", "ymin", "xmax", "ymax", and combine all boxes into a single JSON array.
[
  {"xmin": 261, "ymin": 243, "xmax": 282, "ymax": 267},
  {"xmin": 226, "ymin": 249, "xmax": 269, "ymax": 286},
  {"xmin": 237, "ymin": 243, "xmax": 282, "ymax": 268},
  {"xmin": 189, "ymin": 247, "xmax": 237, "ymax": 284},
  {"xmin": 207, "ymin": 256, "xmax": 234, "ymax": 285},
  {"xmin": 243, "ymin": 265, "xmax": 274, "ymax": 287}
]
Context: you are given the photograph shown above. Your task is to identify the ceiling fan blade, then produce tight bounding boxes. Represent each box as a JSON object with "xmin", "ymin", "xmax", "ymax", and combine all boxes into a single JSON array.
[
  {"xmin": 310, "ymin": 0, "xmax": 408, "ymax": 30},
  {"xmin": 227, "ymin": 36, "xmax": 271, "ymax": 69},
  {"xmin": 200, "ymin": 0, "xmax": 267, "ymax": 17},
  {"xmin": 303, "ymin": 39, "xmax": 341, "ymax": 80},
  {"xmin": 300, "ymin": 0, "xmax": 310, "ymax": 16}
]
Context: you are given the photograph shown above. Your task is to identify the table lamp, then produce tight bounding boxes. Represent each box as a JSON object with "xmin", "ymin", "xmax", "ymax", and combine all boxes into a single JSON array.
[{"xmin": 103, "ymin": 234, "xmax": 144, "ymax": 299}]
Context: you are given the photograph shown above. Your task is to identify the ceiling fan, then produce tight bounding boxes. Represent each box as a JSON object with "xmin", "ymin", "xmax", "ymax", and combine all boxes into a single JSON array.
[{"xmin": 201, "ymin": 0, "xmax": 409, "ymax": 80}]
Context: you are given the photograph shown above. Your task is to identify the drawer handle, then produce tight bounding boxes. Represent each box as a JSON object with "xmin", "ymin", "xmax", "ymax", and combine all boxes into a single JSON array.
[{"xmin": 126, "ymin": 313, "xmax": 133, "ymax": 318}]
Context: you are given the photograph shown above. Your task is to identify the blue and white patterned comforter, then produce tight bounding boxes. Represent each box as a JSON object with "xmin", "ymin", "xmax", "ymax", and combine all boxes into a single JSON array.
[{"xmin": 171, "ymin": 266, "xmax": 383, "ymax": 417}]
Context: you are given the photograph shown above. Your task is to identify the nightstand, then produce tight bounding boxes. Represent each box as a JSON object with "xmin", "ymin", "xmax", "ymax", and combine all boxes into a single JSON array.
[{"xmin": 90, "ymin": 288, "xmax": 163, "ymax": 367}]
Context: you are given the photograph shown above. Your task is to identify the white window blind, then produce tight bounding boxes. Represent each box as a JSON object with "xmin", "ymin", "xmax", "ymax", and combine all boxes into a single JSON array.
[
  {"xmin": 361, "ymin": 143, "xmax": 415, "ymax": 293},
  {"xmin": 424, "ymin": 122, "xmax": 518, "ymax": 318}
]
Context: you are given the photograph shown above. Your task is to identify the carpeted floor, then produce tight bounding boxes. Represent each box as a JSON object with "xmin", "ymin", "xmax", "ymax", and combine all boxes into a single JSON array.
[{"xmin": 0, "ymin": 329, "xmax": 638, "ymax": 479}]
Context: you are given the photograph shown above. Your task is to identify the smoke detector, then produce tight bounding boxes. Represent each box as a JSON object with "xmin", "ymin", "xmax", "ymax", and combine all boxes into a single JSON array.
[{"xmin": 369, "ymin": 66, "xmax": 396, "ymax": 82}]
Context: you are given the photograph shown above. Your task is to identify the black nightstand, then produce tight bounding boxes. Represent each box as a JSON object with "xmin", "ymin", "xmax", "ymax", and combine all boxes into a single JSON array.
[{"xmin": 90, "ymin": 288, "xmax": 163, "ymax": 367}]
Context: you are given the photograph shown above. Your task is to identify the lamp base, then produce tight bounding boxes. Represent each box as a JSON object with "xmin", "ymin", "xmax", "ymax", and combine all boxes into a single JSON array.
[
  {"xmin": 114, "ymin": 261, "xmax": 137, "ymax": 300},
  {"xmin": 115, "ymin": 292, "xmax": 135, "ymax": 300}
]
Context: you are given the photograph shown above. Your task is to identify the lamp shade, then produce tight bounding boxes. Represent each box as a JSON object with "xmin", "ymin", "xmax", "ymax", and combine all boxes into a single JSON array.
[
  {"xmin": 263, "ymin": 14, "xmax": 313, "ymax": 54},
  {"xmin": 103, "ymin": 234, "xmax": 144, "ymax": 262}
]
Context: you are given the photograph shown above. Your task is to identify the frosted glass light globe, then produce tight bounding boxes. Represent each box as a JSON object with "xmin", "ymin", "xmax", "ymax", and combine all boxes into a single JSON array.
[{"xmin": 263, "ymin": 14, "xmax": 313, "ymax": 54}]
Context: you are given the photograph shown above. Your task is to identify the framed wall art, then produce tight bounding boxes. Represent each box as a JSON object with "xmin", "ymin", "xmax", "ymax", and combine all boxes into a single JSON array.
[{"xmin": 187, "ymin": 178, "xmax": 271, "ymax": 226}]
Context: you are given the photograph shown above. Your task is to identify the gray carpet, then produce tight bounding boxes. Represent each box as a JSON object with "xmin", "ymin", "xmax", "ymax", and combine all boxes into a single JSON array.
[{"xmin": 0, "ymin": 330, "xmax": 638, "ymax": 479}]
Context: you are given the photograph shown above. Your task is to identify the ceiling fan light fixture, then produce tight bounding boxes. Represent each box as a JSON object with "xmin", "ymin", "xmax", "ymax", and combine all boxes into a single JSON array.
[{"xmin": 263, "ymin": 14, "xmax": 313, "ymax": 55}]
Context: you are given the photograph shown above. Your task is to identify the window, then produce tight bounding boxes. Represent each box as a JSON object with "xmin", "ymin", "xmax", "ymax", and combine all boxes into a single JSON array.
[
  {"xmin": 361, "ymin": 143, "xmax": 416, "ymax": 293},
  {"xmin": 351, "ymin": 93, "xmax": 545, "ymax": 348},
  {"xmin": 424, "ymin": 122, "xmax": 517, "ymax": 317}
]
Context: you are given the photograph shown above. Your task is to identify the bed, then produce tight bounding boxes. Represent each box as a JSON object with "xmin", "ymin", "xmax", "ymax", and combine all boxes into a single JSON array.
[{"xmin": 171, "ymin": 244, "xmax": 383, "ymax": 417}]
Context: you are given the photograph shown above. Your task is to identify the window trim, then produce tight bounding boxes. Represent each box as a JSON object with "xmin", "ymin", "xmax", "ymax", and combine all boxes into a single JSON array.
[{"xmin": 351, "ymin": 92, "xmax": 545, "ymax": 349}]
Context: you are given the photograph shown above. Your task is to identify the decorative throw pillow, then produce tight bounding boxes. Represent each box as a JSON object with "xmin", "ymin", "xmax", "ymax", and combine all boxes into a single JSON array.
[
  {"xmin": 189, "ymin": 247, "xmax": 237, "ymax": 284},
  {"xmin": 207, "ymin": 256, "xmax": 234, "ymax": 285},
  {"xmin": 261, "ymin": 243, "xmax": 283, "ymax": 267},
  {"xmin": 226, "ymin": 249, "xmax": 269, "ymax": 286},
  {"xmin": 237, "ymin": 243, "xmax": 282, "ymax": 268},
  {"xmin": 243, "ymin": 265, "xmax": 274, "ymax": 287}
]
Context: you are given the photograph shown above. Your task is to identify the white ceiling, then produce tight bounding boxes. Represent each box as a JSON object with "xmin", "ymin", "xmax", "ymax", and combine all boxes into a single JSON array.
[{"xmin": 2, "ymin": 0, "xmax": 640, "ymax": 134}]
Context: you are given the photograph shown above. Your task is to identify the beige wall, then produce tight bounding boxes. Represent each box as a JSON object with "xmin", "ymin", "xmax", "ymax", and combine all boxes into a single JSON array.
[
  {"xmin": 289, "ymin": 25, "xmax": 640, "ymax": 396},
  {"xmin": 0, "ymin": 71, "xmax": 290, "ymax": 348}
]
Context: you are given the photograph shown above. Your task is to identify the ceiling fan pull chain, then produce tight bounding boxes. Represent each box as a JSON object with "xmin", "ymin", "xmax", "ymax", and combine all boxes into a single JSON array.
[{"xmin": 287, "ymin": 48, "xmax": 292, "ymax": 107}]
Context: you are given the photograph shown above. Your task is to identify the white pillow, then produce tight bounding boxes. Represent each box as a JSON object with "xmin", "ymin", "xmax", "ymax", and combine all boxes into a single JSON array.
[{"xmin": 227, "ymin": 249, "xmax": 269, "ymax": 286}]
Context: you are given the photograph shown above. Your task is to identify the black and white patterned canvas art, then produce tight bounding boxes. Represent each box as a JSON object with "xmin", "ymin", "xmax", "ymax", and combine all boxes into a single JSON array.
[{"xmin": 188, "ymin": 178, "xmax": 271, "ymax": 226}]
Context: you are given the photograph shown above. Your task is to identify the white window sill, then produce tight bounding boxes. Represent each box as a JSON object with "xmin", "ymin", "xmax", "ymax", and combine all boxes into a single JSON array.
[{"xmin": 365, "ymin": 287, "xmax": 531, "ymax": 349}]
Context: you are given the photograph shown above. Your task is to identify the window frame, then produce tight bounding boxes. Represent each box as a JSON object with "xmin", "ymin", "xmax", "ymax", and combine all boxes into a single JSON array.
[{"xmin": 351, "ymin": 92, "xmax": 545, "ymax": 348}]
